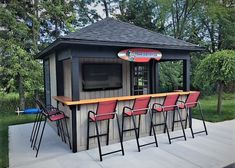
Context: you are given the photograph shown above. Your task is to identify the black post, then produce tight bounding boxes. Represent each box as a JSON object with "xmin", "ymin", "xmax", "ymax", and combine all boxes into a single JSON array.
[
  {"xmin": 183, "ymin": 58, "xmax": 191, "ymax": 129},
  {"xmin": 70, "ymin": 49, "xmax": 80, "ymax": 153},
  {"xmin": 149, "ymin": 60, "xmax": 156, "ymax": 93},
  {"xmin": 70, "ymin": 105, "xmax": 77, "ymax": 153},
  {"xmin": 56, "ymin": 53, "xmax": 64, "ymax": 96},
  {"xmin": 183, "ymin": 59, "xmax": 190, "ymax": 91},
  {"xmin": 155, "ymin": 62, "xmax": 160, "ymax": 93}
]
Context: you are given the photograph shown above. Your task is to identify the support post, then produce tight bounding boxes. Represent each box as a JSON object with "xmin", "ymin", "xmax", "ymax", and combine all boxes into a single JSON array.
[
  {"xmin": 183, "ymin": 59, "xmax": 190, "ymax": 91},
  {"xmin": 70, "ymin": 49, "xmax": 79, "ymax": 152},
  {"xmin": 155, "ymin": 62, "xmax": 160, "ymax": 93},
  {"xmin": 70, "ymin": 105, "xmax": 77, "ymax": 153},
  {"xmin": 183, "ymin": 58, "xmax": 191, "ymax": 128},
  {"xmin": 149, "ymin": 60, "xmax": 156, "ymax": 93},
  {"xmin": 56, "ymin": 53, "xmax": 64, "ymax": 96}
]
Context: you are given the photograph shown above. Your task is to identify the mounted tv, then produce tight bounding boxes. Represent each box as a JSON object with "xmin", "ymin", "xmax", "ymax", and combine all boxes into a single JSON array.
[{"xmin": 82, "ymin": 63, "xmax": 122, "ymax": 91}]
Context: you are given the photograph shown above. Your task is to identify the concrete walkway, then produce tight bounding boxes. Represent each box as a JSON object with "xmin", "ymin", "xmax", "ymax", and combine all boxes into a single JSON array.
[{"xmin": 9, "ymin": 119, "xmax": 235, "ymax": 168}]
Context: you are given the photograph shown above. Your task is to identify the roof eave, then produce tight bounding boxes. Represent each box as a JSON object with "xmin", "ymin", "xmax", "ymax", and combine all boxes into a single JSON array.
[{"xmin": 36, "ymin": 38, "xmax": 205, "ymax": 59}]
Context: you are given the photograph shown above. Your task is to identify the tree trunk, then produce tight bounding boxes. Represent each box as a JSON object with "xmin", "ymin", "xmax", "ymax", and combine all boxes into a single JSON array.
[
  {"xmin": 102, "ymin": 0, "xmax": 109, "ymax": 18},
  {"xmin": 217, "ymin": 81, "xmax": 224, "ymax": 114},
  {"xmin": 18, "ymin": 74, "xmax": 25, "ymax": 110}
]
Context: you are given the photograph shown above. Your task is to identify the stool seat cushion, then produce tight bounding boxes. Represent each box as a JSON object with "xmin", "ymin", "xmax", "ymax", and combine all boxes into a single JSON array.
[{"xmin": 49, "ymin": 114, "xmax": 65, "ymax": 121}]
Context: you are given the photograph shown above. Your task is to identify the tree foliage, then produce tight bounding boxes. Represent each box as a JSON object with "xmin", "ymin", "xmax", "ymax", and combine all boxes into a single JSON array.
[{"xmin": 194, "ymin": 50, "xmax": 235, "ymax": 114}]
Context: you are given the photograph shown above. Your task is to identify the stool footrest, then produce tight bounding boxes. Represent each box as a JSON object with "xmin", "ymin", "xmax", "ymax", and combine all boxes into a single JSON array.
[
  {"xmin": 170, "ymin": 135, "xmax": 185, "ymax": 140},
  {"xmin": 173, "ymin": 119, "xmax": 187, "ymax": 123},
  {"xmin": 101, "ymin": 149, "xmax": 123, "ymax": 157},
  {"xmin": 153, "ymin": 123, "xmax": 165, "ymax": 126},
  {"xmin": 122, "ymin": 128, "xmax": 139, "ymax": 132},
  {"xmin": 193, "ymin": 130, "xmax": 207, "ymax": 135},
  {"xmin": 139, "ymin": 141, "xmax": 157, "ymax": 147},
  {"xmin": 89, "ymin": 133, "xmax": 108, "ymax": 139}
]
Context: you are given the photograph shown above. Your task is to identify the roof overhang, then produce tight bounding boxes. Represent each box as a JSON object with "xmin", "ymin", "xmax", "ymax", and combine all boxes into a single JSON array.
[{"xmin": 36, "ymin": 38, "xmax": 205, "ymax": 59}]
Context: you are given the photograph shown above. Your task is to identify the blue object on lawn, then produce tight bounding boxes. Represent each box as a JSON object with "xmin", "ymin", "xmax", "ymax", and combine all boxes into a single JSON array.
[{"xmin": 24, "ymin": 108, "xmax": 41, "ymax": 114}]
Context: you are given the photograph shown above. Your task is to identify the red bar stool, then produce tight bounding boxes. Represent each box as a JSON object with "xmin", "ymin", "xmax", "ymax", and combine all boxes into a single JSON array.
[
  {"xmin": 121, "ymin": 96, "xmax": 158, "ymax": 152},
  {"xmin": 32, "ymin": 99, "xmax": 71, "ymax": 157},
  {"xmin": 173, "ymin": 91, "xmax": 208, "ymax": 138},
  {"xmin": 30, "ymin": 98, "xmax": 60, "ymax": 146},
  {"xmin": 87, "ymin": 100, "xmax": 124, "ymax": 161},
  {"xmin": 150, "ymin": 94, "xmax": 186, "ymax": 144}
]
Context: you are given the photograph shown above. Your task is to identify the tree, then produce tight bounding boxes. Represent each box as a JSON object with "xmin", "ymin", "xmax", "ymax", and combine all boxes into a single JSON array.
[
  {"xmin": 0, "ymin": 1, "xmax": 42, "ymax": 109},
  {"xmin": 194, "ymin": 50, "xmax": 235, "ymax": 114}
]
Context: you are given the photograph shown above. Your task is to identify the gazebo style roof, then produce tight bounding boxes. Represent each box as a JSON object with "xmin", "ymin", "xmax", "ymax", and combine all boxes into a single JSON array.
[{"xmin": 37, "ymin": 17, "xmax": 203, "ymax": 58}]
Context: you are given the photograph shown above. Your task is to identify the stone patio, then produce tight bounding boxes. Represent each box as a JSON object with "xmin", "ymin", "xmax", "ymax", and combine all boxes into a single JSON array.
[{"xmin": 9, "ymin": 119, "xmax": 235, "ymax": 168}]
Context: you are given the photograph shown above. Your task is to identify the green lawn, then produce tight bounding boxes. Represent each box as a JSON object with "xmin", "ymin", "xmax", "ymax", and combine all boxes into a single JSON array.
[
  {"xmin": 192, "ymin": 93, "xmax": 235, "ymax": 122},
  {"xmin": 0, "ymin": 112, "xmax": 35, "ymax": 168},
  {"xmin": 0, "ymin": 93, "xmax": 235, "ymax": 168}
]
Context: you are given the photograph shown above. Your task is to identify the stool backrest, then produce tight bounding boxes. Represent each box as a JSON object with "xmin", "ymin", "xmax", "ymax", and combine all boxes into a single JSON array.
[
  {"xmin": 185, "ymin": 91, "xmax": 200, "ymax": 108},
  {"xmin": 34, "ymin": 98, "xmax": 55, "ymax": 115},
  {"xmin": 163, "ymin": 94, "xmax": 179, "ymax": 111},
  {"xmin": 132, "ymin": 96, "xmax": 151, "ymax": 115},
  {"xmin": 96, "ymin": 100, "xmax": 118, "ymax": 121}
]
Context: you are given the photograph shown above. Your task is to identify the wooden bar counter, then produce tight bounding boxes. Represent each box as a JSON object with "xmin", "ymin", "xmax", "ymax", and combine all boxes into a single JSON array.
[{"xmin": 54, "ymin": 91, "xmax": 192, "ymax": 152}]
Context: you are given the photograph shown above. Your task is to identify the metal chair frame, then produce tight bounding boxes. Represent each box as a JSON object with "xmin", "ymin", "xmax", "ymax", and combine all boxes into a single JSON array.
[
  {"xmin": 31, "ymin": 99, "xmax": 71, "ymax": 157},
  {"xmin": 172, "ymin": 93, "xmax": 208, "ymax": 138},
  {"xmin": 121, "ymin": 97, "xmax": 158, "ymax": 152},
  {"xmin": 86, "ymin": 101, "xmax": 124, "ymax": 161},
  {"xmin": 150, "ymin": 95, "xmax": 186, "ymax": 144}
]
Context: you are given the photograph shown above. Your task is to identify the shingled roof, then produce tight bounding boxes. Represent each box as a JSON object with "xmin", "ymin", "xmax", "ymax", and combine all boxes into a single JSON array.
[{"xmin": 37, "ymin": 17, "xmax": 203, "ymax": 58}]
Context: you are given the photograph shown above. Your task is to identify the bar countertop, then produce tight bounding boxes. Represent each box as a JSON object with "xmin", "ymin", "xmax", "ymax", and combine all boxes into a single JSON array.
[{"xmin": 53, "ymin": 91, "xmax": 194, "ymax": 106}]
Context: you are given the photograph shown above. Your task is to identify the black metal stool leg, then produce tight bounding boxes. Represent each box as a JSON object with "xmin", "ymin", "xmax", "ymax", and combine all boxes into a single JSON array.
[
  {"xmin": 149, "ymin": 111, "xmax": 158, "ymax": 147},
  {"xmin": 198, "ymin": 103, "xmax": 208, "ymax": 135},
  {"xmin": 185, "ymin": 112, "xmax": 188, "ymax": 129},
  {"xmin": 95, "ymin": 121, "xmax": 102, "ymax": 161},
  {"xmin": 121, "ymin": 114, "xmax": 125, "ymax": 142},
  {"xmin": 131, "ymin": 115, "xmax": 141, "ymax": 152},
  {"xmin": 64, "ymin": 118, "xmax": 72, "ymax": 149},
  {"xmin": 106, "ymin": 119, "xmax": 110, "ymax": 146},
  {"xmin": 32, "ymin": 114, "xmax": 43, "ymax": 149},
  {"xmin": 164, "ymin": 112, "xmax": 168, "ymax": 133},
  {"xmin": 176, "ymin": 107, "xmax": 186, "ymax": 141},
  {"xmin": 137, "ymin": 115, "xmax": 141, "ymax": 138},
  {"xmin": 172, "ymin": 110, "xmax": 175, "ymax": 131},
  {"xmin": 87, "ymin": 117, "xmax": 90, "ymax": 150},
  {"xmin": 31, "ymin": 113, "xmax": 42, "ymax": 147},
  {"xmin": 59, "ymin": 120, "xmax": 66, "ymax": 143},
  {"xmin": 116, "ymin": 114, "xmax": 125, "ymax": 155},
  {"xmin": 149, "ymin": 111, "xmax": 154, "ymax": 136},
  {"xmin": 35, "ymin": 117, "xmax": 47, "ymax": 157},
  {"xmin": 187, "ymin": 108, "xmax": 194, "ymax": 138},
  {"xmin": 30, "ymin": 113, "xmax": 39, "ymax": 142},
  {"xmin": 163, "ymin": 112, "xmax": 171, "ymax": 144}
]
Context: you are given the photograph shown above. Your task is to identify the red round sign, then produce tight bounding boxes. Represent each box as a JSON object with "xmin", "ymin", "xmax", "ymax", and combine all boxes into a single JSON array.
[{"xmin": 118, "ymin": 48, "xmax": 162, "ymax": 62}]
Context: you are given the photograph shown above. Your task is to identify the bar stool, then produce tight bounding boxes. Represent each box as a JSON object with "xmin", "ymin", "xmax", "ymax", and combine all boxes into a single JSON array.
[
  {"xmin": 87, "ymin": 100, "xmax": 124, "ymax": 161},
  {"xmin": 30, "ymin": 99, "xmax": 60, "ymax": 145},
  {"xmin": 121, "ymin": 96, "xmax": 158, "ymax": 152},
  {"xmin": 173, "ymin": 91, "xmax": 208, "ymax": 138},
  {"xmin": 150, "ymin": 94, "xmax": 186, "ymax": 144},
  {"xmin": 32, "ymin": 99, "xmax": 71, "ymax": 157}
]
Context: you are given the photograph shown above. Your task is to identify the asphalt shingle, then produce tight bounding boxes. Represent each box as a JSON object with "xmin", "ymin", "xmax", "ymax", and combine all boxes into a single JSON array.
[{"xmin": 62, "ymin": 18, "xmax": 200, "ymax": 49}]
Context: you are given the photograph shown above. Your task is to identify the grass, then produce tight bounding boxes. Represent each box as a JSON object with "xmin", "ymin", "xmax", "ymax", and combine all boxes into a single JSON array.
[
  {"xmin": 0, "ymin": 112, "xmax": 35, "ymax": 168},
  {"xmin": 192, "ymin": 93, "xmax": 235, "ymax": 122}
]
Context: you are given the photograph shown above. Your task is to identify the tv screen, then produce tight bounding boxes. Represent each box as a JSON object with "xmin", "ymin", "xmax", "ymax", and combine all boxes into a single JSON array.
[{"xmin": 82, "ymin": 63, "xmax": 122, "ymax": 91}]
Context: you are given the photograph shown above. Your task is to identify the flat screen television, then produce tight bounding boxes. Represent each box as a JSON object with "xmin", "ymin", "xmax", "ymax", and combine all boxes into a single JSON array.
[{"xmin": 82, "ymin": 63, "xmax": 122, "ymax": 91}]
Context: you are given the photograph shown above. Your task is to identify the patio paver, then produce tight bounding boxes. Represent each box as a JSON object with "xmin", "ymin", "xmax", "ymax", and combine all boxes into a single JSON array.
[{"xmin": 9, "ymin": 119, "xmax": 235, "ymax": 168}]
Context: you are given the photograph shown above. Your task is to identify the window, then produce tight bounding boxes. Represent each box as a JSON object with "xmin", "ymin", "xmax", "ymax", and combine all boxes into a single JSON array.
[{"xmin": 132, "ymin": 63, "xmax": 149, "ymax": 95}]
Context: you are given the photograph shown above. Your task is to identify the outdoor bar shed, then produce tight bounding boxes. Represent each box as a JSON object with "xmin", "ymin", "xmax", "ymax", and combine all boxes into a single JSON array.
[{"xmin": 37, "ymin": 18, "xmax": 203, "ymax": 153}]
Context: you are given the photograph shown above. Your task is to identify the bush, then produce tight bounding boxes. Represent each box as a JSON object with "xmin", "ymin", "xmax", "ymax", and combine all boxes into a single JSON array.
[{"xmin": 0, "ymin": 92, "xmax": 42, "ymax": 113}]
